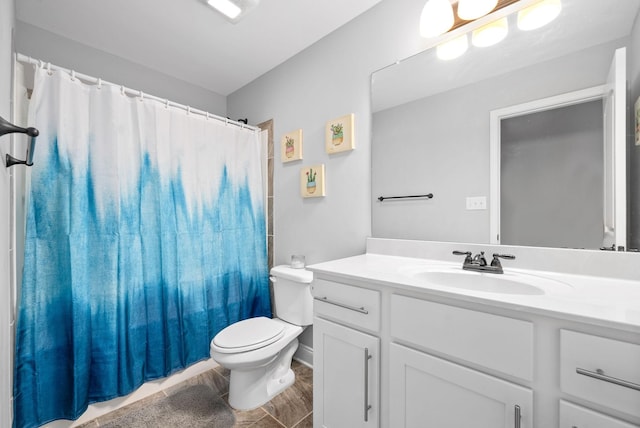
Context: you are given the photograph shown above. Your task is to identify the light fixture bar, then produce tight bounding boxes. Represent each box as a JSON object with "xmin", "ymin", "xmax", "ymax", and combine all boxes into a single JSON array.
[
  {"xmin": 207, "ymin": 0, "xmax": 242, "ymax": 19},
  {"xmin": 450, "ymin": 0, "xmax": 519, "ymax": 32}
]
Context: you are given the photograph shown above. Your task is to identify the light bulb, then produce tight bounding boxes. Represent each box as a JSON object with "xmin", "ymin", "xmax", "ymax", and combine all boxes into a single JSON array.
[
  {"xmin": 457, "ymin": 0, "xmax": 498, "ymax": 20},
  {"xmin": 420, "ymin": 0, "xmax": 455, "ymax": 38},
  {"xmin": 472, "ymin": 17, "xmax": 508, "ymax": 47},
  {"xmin": 517, "ymin": 0, "xmax": 562, "ymax": 31},
  {"xmin": 436, "ymin": 34, "xmax": 469, "ymax": 60},
  {"xmin": 207, "ymin": 0, "xmax": 242, "ymax": 19}
]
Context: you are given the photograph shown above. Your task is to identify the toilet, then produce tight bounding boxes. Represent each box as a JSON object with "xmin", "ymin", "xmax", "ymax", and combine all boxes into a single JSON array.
[{"xmin": 210, "ymin": 265, "xmax": 313, "ymax": 410}]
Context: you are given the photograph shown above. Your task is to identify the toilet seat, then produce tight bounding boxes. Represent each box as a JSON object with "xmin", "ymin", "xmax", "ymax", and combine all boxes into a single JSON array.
[{"xmin": 213, "ymin": 317, "xmax": 285, "ymax": 353}]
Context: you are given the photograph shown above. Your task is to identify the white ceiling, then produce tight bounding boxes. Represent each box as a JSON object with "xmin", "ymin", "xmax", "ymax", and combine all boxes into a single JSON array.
[{"xmin": 16, "ymin": 0, "xmax": 384, "ymax": 96}]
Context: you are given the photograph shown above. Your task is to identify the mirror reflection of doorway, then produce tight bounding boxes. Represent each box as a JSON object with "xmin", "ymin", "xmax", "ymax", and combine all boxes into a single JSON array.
[
  {"xmin": 499, "ymin": 100, "xmax": 604, "ymax": 249},
  {"xmin": 490, "ymin": 48, "xmax": 626, "ymax": 250}
]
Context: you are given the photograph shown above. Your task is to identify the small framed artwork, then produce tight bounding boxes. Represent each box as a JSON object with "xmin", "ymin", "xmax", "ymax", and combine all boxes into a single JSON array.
[
  {"xmin": 325, "ymin": 113, "xmax": 355, "ymax": 154},
  {"xmin": 281, "ymin": 129, "xmax": 303, "ymax": 162},
  {"xmin": 300, "ymin": 164, "xmax": 326, "ymax": 198}
]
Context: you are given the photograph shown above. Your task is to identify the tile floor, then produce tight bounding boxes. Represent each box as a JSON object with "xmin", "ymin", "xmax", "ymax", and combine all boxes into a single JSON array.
[{"xmin": 77, "ymin": 360, "xmax": 313, "ymax": 428}]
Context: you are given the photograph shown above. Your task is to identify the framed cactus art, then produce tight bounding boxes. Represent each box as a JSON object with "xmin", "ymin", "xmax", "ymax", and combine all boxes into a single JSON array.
[
  {"xmin": 281, "ymin": 129, "xmax": 303, "ymax": 162},
  {"xmin": 300, "ymin": 164, "xmax": 325, "ymax": 198},
  {"xmin": 325, "ymin": 113, "xmax": 355, "ymax": 154}
]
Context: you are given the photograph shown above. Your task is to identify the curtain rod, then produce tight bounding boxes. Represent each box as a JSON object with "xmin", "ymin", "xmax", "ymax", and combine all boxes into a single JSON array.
[{"xmin": 15, "ymin": 53, "xmax": 260, "ymax": 132}]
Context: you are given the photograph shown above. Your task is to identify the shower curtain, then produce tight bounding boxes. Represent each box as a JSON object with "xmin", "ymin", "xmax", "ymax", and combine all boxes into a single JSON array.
[{"xmin": 13, "ymin": 67, "xmax": 271, "ymax": 428}]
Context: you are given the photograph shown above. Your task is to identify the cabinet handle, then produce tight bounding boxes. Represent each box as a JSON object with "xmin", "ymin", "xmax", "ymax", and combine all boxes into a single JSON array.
[
  {"xmin": 364, "ymin": 347, "xmax": 372, "ymax": 422},
  {"xmin": 576, "ymin": 367, "xmax": 640, "ymax": 391},
  {"xmin": 514, "ymin": 405, "xmax": 521, "ymax": 428},
  {"xmin": 316, "ymin": 297, "xmax": 369, "ymax": 314}
]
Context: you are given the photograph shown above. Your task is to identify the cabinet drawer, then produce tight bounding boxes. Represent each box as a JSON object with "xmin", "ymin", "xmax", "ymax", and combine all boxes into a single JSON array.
[
  {"xmin": 559, "ymin": 400, "xmax": 639, "ymax": 428},
  {"xmin": 391, "ymin": 294, "xmax": 533, "ymax": 381},
  {"xmin": 312, "ymin": 279, "xmax": 380, "ymax": 333},
  {"xmin": 560, "ymin": 330, "xmax": 640, "ymax": 418}
]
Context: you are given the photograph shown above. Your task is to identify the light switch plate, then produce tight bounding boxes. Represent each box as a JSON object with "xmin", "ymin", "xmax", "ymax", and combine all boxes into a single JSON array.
[{"xmin": 466, "ymin": 196, "xmax": 487, "ymax": 210}]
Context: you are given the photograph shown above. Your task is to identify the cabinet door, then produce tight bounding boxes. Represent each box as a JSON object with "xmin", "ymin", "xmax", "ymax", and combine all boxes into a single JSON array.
[
  {"xmin": 559, "ymin": 401, "xmax": 639, "ymax": 428},
  {"xmin": 390, "ymin": 343, "xmax": 532, "ymax": 428},
  {"xmin": 314, "ymin": 316, "xmax": 379, "ymax": 428}
]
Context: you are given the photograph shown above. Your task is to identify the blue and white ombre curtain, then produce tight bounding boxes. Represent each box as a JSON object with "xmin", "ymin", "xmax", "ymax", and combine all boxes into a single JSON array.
[{"xmin": 13, "ymin": 66, "xmax": 271, "ymax": 428}]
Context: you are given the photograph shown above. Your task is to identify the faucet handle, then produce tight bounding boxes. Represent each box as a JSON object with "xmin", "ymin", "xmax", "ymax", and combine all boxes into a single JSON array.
[
  {"xmin": 453, "ymin": 250, "xmax": 472, "ymax": 256},
  {"xmin": 491, "ymin": 253, "xmax": 515, "ymax": 267},
  {"xmin": 452, "ymin": 250, "xmax": 472, "ymax": 263},
  {"xmin": 492, "ymin": 253, "xmax": 515, "ymax": 260}
]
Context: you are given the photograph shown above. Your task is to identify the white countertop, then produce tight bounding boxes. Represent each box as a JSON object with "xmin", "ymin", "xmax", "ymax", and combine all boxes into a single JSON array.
[{"xmin": 308, "ymin": 252, "xmax": 640, "ymax": 333}]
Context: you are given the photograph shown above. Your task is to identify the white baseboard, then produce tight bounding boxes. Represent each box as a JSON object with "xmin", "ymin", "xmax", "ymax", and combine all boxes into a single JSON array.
[{"xmin": 293, "ymin": 343, "xmax": 313, "ymax": 368}]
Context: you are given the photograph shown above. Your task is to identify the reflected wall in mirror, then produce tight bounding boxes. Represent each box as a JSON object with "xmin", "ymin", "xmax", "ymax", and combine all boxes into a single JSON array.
[{"xmin": 371, "ymin": 0, "xmax": 640, "ymax": 250}]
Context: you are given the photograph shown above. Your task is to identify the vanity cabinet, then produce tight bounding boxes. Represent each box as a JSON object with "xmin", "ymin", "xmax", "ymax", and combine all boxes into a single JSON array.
[
  {"xmin": 389, "ymin": 295, "xmax": 533, "ymax": 427},
  {"xmin": 314, "ymin": 317, "xmax": 379, "ymax": 428},
  {"xmin": 560, "ymin": 330, "xmax": 640, "ymax": 426},
  {"xmin": 312, "ymin": 279, "xmax": 381, "ymax": 428},
  {"xmin": 309, "ymin": 250, "xmax": 640, "ymax": 428},
  {"xmin": 559, "ymin": 401, "xmax": 639, "ymax": 428},
  {"xmin": 390, "ymin": 343, "xmax": 532, "ymax": 427}
]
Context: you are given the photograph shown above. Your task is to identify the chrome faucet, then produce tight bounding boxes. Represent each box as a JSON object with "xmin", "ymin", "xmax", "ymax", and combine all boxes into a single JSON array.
[{"xmin": 453, "ymin": 251, "xmax": 515, "ymax": 274}]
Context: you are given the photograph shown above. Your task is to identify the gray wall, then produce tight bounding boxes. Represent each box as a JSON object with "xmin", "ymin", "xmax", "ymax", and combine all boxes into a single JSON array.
[
  {"xmin": 0, "ymin": 0, "xmax": 14, "ymax": 425},
  {"xmin": 226, "ymin": 0, "xmax": 434, "ymax": 348},
  {"xmin": 15, "ymin": 22, "xmax": 227, "ymax": 117},
  {"xmin": 371, "ymin": 40, "xmax": 626, "ymax": 244},
  {"xmin": 227, "ymin": 0, "xmax": 433, "ymax": 267},
  {"xmin": 630, "ymin": 12, "xmax": 640, "ymax": 250}
]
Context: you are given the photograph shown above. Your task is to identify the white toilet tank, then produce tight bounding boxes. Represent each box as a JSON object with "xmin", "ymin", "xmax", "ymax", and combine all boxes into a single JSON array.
[{"xmin": 269, "ymin": 265, "xmax": 313, "ymax": 326}]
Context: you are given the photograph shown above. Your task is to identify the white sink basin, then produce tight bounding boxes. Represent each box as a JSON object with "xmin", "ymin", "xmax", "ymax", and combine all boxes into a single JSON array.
[{"xmin": 401, "ymin": 266, "xmax": 572, "ymax": 295}]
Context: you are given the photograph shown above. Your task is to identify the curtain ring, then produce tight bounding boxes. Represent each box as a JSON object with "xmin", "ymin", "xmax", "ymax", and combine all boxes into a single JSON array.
[
  {"xmin": 38, "ymin": 59, "xmax": 43, "ymax": 69},
  {"xmin": 187, "ymin": 106, "xmax": 191, "ymax": 115},
  {"xmin": 205, "ymin": 112, "xmax": 210, "ymax": 120},
  {"xmin": 139, "ymin": 90, "xmax": 144, "ymax": 102},
  {"xmin": 96, "ymin": 78, "xmax": 102, "ymax": 89},
  {"xmin": 70, "ymin": 70, "xmax": 76, "ymax": 81},
  {"xmin": 225, "ymin": 118, "xmax": 229, "ymax": 126},
  {"xmin": 165, "ymin": 99, "xmax": 170, "ymax": 109},
  {"xmin": 47, "ymin": 62, "xmax": 52, "ymax": 76},
  {"xmin": 121, "ymin": 86, "xmax": 126, "ymax": 96}
]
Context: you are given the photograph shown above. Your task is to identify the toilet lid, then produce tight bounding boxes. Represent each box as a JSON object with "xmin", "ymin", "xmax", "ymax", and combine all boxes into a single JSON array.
[{"xmin": 213, "ymin": 317, "xmax": 285, "ymax": 353}]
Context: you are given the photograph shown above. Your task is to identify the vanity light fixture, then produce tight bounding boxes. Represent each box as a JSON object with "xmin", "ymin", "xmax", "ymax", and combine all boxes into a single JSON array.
[
  {"xmin": 517, "ymin": 0, "xmax": 562, "ymax": 31},
  {"xmin": 207, "ymin": 0, "xmax": 242, "ymax": 19},
  {"xmin": 206, "ymin": 0, "xmax": 260, "ymax": 23},
  {"xmin": 457, "ymin": 0, "xmax": 499, "ymax": 20},
  {"xmin": 419, "ymin": 0, "xmax": 455, "ymax": 38},
  {"xmin": 472, "ymin": 17, "xmax": 509, "ymax": 47},
  {"xmin": 436, "ymin": 34, "xmax": 469, "ymax": 60},
  {"xmin": 420, "ymin": 0, "xmax": 520, "ymax": 39}
]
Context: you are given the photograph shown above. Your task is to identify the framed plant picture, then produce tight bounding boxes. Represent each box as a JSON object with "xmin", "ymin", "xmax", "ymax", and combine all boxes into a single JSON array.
[
  {"xmin": 281, "ymin": 129, "xmax": 303, "ymax": 162},
  {"xmin": 300, "ymin": 164, "xmax": 326, "ymax": 198},
  {"xmin": 325, "ymin": 113, "xmax": 355, "ymax": 154}
]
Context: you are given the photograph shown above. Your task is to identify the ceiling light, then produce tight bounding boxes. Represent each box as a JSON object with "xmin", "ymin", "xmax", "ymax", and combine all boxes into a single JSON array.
[
  {"xmin": 436, "ymin": 34, "xmax": 468, "ymax": 60},
  {"xmin": 420, "ymin": 0, "xmax": 455, "ymax": 38},
  {"xmin": 207, "ymin": 0, "xmax": 242, "ymax": 20},
  {"xmin": 457, "ymin": 0, "xmax": 498, "ymax": 21},
  {"xmin": 472, "ymin": 17, "xmax": 508, "ymax": 47},
  {"xmin": 517, "ymin": 0, "xmax": 562, "ymax": 31}
]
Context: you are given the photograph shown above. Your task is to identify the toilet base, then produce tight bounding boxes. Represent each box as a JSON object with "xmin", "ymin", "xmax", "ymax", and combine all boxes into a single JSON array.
[{"xmin": 228, "ymin": 338, "xmax": 299, "ymax": 410}]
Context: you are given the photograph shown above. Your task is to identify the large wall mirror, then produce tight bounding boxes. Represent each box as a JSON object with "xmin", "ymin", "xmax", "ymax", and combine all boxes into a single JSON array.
[{"xmin": 371, "ymin": 0, "xmax": 640, "ymax": 251}]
